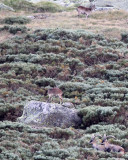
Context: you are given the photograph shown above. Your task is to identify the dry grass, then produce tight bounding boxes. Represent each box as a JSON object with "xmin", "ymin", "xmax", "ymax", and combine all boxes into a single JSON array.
[
  {"xmin": 0, "ymin": 9, "xmax": 128, "ymax": 40},
  {"xmin": 0, "ymin": 31, "xmax": 14, "ymax": 43}
]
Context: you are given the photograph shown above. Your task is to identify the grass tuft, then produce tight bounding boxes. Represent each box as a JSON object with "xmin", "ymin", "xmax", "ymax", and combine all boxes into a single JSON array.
[
  {"xmin": 35, "ymin": 1, "xmax": 64, "ymax": 13},
  {"xmin": 1, "ymin": 0, "xmax": 35, "ymax": 11}
]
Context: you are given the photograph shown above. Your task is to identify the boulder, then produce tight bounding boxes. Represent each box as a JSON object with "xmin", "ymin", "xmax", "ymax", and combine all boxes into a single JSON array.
[
  {"xmin": 18, "ymin": 101, "xmax": 81, "ymax": 128},
  {"xmin": 95, "ymin": 7, "xmax": 116, "ymax": 11},
  {"xmin": 94, "ymin": 0, "xmax": 128, "ymax": 11},
  {"xmin": 29, "ymin": 0, "xmax": 90, "ymax": 7},
  {"xmin": 0, "ymin": 3, "xmax": 15, "ymax": 11}
]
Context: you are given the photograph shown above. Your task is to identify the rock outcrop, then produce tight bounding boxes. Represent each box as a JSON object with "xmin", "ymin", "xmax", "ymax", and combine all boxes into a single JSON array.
[
  {"xmin": 0, "ymin": 3, "xmax": 15, "ymax": 11},
  {"xmin": 94, "ymin": 0, "xmax": 128, "ymax": 11},
  {"xmin": 29, "ymin": 0, "xmax": 90, "ymax": 7},
  {"xmin": 18, "ymin": 101, "xmax": 81, "ymax": 128}
]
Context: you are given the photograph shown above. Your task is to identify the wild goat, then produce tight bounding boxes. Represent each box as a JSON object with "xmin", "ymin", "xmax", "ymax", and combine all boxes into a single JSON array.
[
  {"xmin": 89, "ymin": 134, "xmax": 106, "ymax": 152},
  {"xmin": 77, "ymin": 5, "xmax": 95, "ymax": 18},
  {"xmin": 101, "ymin": 134, "xmax": 125, "ymax": 155},
  {"xmin": 47, "ymin": 87, "xmax": 63, "ymax": 104}
]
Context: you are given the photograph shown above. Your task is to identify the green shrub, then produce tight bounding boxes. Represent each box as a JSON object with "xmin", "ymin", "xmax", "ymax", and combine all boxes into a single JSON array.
[
  {"xmin": 35, "ymin": 78, "xmax": 56, "ymax": 87},
  {"xmin": 59, "ymin": 82, "xmax": 91, "ymax": 98},
  {"xmin": 121, "ymin": 32, "xmax": 128, "ymax": 43},
  {"xmin": 0, "ymin": 25, "xmax": 28, "ymax": 34},
  {"xmin": 9, "ymin": 26, "xmax": 28, "ymax": 34},
  {"xmin": 49, "ymin": 127, "xmax": 74, "ymax": 139},
  {"xmin": 64, "ymin": 58, "xmax": 84, "ymax": 75},
  {"xmin": 3, "ymin": 0, "xmax": 35, "ymax": 11},
  {"xmin": 2, "ymin": 16, "xmax": 31, "ymax": 25},
  {"xmin": 85, "ymin": 124, "xmax": 127, "ymax": 137},
  {"xmin": 35, "ymin": 1, "xmax": 64, "ymax": 13},
  {"xmin": 78, "ymin": 106, "xmax": 119, "ymax": 127}
]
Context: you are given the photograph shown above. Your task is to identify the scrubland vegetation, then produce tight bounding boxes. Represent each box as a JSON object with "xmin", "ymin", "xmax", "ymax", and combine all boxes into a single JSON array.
[
  {"xmin": 0, "ymin": 28, "xmax": 128, "ymax": 159},
  {"xmin": 0, "ymin": 0, "xmax": 128, "ymax": 159}
]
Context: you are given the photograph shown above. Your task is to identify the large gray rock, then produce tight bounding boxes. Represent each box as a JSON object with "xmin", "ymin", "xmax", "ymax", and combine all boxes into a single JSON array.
[
  {"xmin": 18, "ymin": 101, "xmax": 81, "ymax": 128},
  {"xmin": 94, "ymin": 0, "xmax": 128, "ymax": 11},
  {"xmin": 95, "ymin": 7, "xmax": 116, "ymax": 11},
  {"xmin": 0, "ymin": 3, "xmax": 15, "ymax": 11},
  {"xmin": 29, "ymin": 0, "xmax": 90, "ymax": 7}
]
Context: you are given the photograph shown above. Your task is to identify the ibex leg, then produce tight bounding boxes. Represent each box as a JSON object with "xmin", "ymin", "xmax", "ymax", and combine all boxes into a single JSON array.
[
  {"xmin": 59, "ymin": 95, "xmax": 63, "ymax": 104},
  {"xmin": 47, "ymin": 95, "xmax": 52, "ymax": 103}
]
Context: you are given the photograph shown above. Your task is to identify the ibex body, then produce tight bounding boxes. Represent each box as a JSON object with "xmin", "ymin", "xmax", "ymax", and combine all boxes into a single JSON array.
[
  {"xmin": 77, "ymin": 5, "xmax": 95, "ymax": 18},
  {"xmin": 102, "ymin": 134, "xmax": 125, "ymax": 155},
  {"xmin": 47, "ymin": 87, "xmax": 63, "ymax": 104},
  {"xmin": 89, "ymin": 134, "xmax": 106, "ymax": 152}
]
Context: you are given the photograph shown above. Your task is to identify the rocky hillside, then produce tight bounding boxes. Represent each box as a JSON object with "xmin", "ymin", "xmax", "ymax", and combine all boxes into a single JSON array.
[
  {"xmin": 0, "ymin": 26, "xmax": 128, "ymax": 159},
  {"xmin": 29, "ymin": 0, "xmax": 90, "ymax": 7},
  {"xmin": 1, "ymin": 0, "xmax": 128, "ymax": 12},
  {"xmin": 29, "ymin": 0, "xmax": 128, "ymax": 10}
]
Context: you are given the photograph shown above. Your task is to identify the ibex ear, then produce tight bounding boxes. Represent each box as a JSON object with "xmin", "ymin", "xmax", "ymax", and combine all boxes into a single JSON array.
[
  {"xmin": 91, "ymin": 134, "xmax": 95, "ymax": 138},
  {"xmin": 102, "ymin": 134, "xmax": 107, "ymax": 141},
  {"xmin": 103, "ymin": 134, "xmax": 106, "ymax": 138}
]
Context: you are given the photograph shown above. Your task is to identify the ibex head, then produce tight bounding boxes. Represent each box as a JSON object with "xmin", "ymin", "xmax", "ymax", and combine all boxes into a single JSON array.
[
  {"xmin": 101, "ymin": 134, "xmax": 116, "ymax": 143},
  {"xmin": 89, "ymin": 134, "xmax": 102, "ymax": 144},
  {"xmin": 101, "ymin": 134, "xmax": 125, "ymax": 155},
  {"xmin": 90, "ymin": 4, "xmax": 96, "ymax": 10}
]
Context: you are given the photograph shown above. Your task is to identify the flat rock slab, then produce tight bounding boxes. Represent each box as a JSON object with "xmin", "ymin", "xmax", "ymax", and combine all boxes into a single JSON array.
[
  {"xmin": 94, "ymin": 0, "xmax": 128, "ymax": 11},
  {"xmin": 0, "ymin": 3, "xmax": 15, "ymax": 11},
  {"xmin": 18, "ymin": 101, "xmax": 81, "ymax": 128}
]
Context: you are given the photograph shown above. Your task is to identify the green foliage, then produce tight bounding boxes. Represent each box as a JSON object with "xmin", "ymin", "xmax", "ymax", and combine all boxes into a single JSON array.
[
  {"xmin": 35, "ymin": 1, "xmax": 64, "ymax": 13},
  {"xmin": 79, "ymin": 106, "xmax": 119, "ymax": 127},
  {"xmin": 35, "ymin": 78, "xmax": 56, "ymax": 87},
  {"xmin": 64, "ymin": 58, "xmax": 84, "ymax": 74},
  {"xmin": 3, "ymin": 0, "xmax": 35, "ymax": 11},
  {"xmin": 0, "ymin": 25, "xmax": 28, "ymax": 34},
  {"xmin": 85, "ymin": 124, "xmax": 127, "ymax": 136},
  {"xmin": 0, "ymin": 28, "xmax": 128, "ymax": 159},
  {"xmin": 35, "ymin": 149, "xmax": 70, "ymax": 159},
  {"xmin": 60, "ymin": 82, "xmax": 91, "ymax": 98},
  {"xmin": 121, "ymin": 32, "xmax": 128, "ymax": 43},
  {"xmin": 2, "ymin": 16, "xmax": 31, "ymax": 25}
]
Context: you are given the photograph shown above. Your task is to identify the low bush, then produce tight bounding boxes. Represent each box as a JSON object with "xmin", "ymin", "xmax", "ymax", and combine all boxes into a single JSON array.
[
  {"xmin": 0, "ymin": 25, "xmax": 28, "ymax": 34},
  {"xmin": 35, "ymin": 1, "xmax": 64, "ymax": 13},
  {"xmin": 121, "ymin": 32, "xmax": 128, "ymax": 43},
  {"xmin": 59, "ymin": 82, "xmax": 91, "ymax": 98},
  {"xmin": 0, "ymin": 28, "xmax": 128, "ymax": 159},
  {"xmin": 64, "ymin": 58, "xmax": 84, "ymax": 75},
  {"xmin": 3, "ymin": 0, "xmax": 35, "ymax": 11},
  {"xmin": 2, "ymin": 16, "xmax": 31, "ymax": 25},
  {"xmin": 35, "ymin": 78, "xmax": 56, "ymax": 87},
  {"xmin": 79, "ymin": 106, "xmax": 119, "ymax": 127}
]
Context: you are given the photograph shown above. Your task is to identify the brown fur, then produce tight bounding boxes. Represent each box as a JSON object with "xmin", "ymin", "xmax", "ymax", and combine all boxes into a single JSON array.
[
  {"xmin": 47, "ymin": 87, "xmax": 63, "ymax": 104},
  {"xmin": 102, "ymin": 134, "xmax": 125, "ymax": 155},
  {"xmin": 77, "ymin": 5, "xmax": 95, "ymax": 18},
  {"xmin": 89, "ymin": 134, "xmax": 106, "ymax": 152}
]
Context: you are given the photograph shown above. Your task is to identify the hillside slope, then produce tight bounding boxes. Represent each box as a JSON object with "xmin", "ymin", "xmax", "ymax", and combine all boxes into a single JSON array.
[{"xmin": 0, "ymin": 28, "xmax": 128, "ymax": 159}]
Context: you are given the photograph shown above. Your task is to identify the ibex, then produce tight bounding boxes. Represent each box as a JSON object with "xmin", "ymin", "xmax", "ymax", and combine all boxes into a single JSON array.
[
  {"xmin": 89, "ymin": 134, "xmax": 106, "ymax": 152},
  {"xmin": 101, "ymin": 134, "xmax": 125, "ymax": 155},
  {"xmin": 77, "ymin": 5, "xmax": 95, "ymax": 19},
  {"xmin": 47, "ymin": 87, "xmax": 63, "ymax": 104}
]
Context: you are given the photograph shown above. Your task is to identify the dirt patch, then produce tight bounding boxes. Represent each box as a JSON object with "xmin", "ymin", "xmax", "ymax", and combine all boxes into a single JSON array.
[
  {"xmin": 0, "ymin": 10, "xmax": 128, "ymax": 41},
  {"xmin": 25, "ymin": 10, "xmax": 128, "ymax": 39},
  {"xmin": 0, "ymin": 31, "xmax": 14, "ymax": 43}
]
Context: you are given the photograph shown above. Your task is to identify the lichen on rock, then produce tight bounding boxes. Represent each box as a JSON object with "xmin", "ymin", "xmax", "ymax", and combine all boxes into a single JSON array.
[
  {"xmin": 0, "ymin": 3, "xmax": 15, "ymax": 11},
  {"xmin": 18, "ymin": 100, "xmax": 81, "ymax": 128}
]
